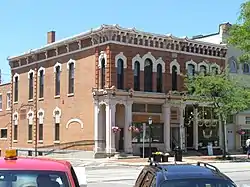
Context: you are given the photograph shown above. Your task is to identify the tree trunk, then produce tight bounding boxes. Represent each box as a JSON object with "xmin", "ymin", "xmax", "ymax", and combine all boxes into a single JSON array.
[{"xmin": 220, "ymin": 114, "xmax": 227, "ymax": 158}]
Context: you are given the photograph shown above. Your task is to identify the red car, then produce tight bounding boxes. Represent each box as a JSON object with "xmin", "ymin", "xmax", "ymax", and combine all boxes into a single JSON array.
[{"xmin": 0, "ymin": 149, "xmax": 87, "ymax": 187}]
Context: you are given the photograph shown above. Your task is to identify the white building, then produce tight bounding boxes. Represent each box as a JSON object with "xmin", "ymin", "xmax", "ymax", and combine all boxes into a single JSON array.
[{"xmin": 193, "ymin": 22, "xmax": 250, "ymax": 151}]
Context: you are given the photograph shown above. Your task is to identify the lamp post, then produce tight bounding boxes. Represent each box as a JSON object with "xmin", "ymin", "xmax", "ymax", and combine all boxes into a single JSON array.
[{"xmin": 148, "ymin": 116, "xmax": 152, "ymax": 162}]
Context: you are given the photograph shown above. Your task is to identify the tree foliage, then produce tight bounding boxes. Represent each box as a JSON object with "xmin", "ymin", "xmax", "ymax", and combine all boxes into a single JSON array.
[
  {"xmin": 228, "ymin": 1, "xmax": 250, "ymax": 62},
  {"xmin": 186, "ymin": 72, "xmax": 250, "ymax": 119},
  {"xmin": 186, "ymin": 71, "xmax": 250, "ymax": 156}
]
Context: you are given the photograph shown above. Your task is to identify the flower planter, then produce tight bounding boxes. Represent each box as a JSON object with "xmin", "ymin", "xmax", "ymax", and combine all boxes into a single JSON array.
[
  {"xmin": 153, "ymin": 155, "xmax": 162, "ymax": 162},
  {"xmin": 162, "ymin": 154, "xmax": 169, "ymax": 162}
]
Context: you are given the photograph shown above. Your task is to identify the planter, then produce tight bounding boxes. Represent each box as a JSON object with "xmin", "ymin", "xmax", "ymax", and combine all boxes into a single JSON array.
[
  {"xmin": 162, "ymin": 154, "xmax": 169, "ymax": 162},
  {"xmin": 153, "ymin": 154, "xmax": 162, "ymax": 162}
]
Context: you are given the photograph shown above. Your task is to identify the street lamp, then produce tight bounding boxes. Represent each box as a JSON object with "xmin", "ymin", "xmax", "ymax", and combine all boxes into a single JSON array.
[{"xmin": 148, "ymin": 117, "xmax": 152, "ymax": 162}]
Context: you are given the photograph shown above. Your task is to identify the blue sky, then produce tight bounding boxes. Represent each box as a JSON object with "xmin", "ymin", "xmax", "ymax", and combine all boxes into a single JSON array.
[{"xmin": 0, "ymin": 0, "xmax": 245, "ymax": 83}]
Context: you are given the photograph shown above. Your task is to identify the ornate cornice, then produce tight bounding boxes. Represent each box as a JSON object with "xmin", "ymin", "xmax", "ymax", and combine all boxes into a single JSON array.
[{"xmin": 8, "ymin": 24, "xmax": 227, "ymax": 67}]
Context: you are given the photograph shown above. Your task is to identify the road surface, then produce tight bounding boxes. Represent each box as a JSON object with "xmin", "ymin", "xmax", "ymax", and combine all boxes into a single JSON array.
[{"xmin": 75, "ymin": 162, "xmax": 250, "ymax": 187}]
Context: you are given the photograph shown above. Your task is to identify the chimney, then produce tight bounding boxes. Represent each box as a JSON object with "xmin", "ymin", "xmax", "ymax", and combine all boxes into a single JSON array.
[{"xmin": 47, "ymin": 31, "xmax": 55, "ymax": 44}]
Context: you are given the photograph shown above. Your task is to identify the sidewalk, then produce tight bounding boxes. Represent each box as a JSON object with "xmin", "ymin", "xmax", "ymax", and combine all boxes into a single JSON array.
[{"xmin": 46, "ymin": 154, "xmax": 250, "ymax": 167}]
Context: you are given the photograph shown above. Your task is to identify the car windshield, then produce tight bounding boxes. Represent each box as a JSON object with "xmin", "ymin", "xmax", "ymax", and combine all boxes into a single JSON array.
[
  {"xmin": 0, "ymin": 170, "xmax": 70, "ymax": 187},
  {"xmin": 160, "ymin": 179, "xmax": 237, "ymax": 187}
]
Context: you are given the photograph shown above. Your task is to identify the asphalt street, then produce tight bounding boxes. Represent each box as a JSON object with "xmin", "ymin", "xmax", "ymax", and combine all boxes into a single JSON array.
[{"xmin": 74, "ymin": 162, "xmax": 250, "ymax": 187}]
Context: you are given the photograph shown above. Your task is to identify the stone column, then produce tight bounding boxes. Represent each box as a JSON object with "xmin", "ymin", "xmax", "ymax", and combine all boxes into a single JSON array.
[
  {"xmin": 163, "ymin": 104, "xmax": 171, "ymax": 152},
  {"xmin": 193, "ymin": 107, "xmax": 199, "ymax": 150},
  {"xmin": 219, "ymin": 119, "xmax": 223, "ymax": 147},
  {"xmin": 94, "ymin": 101, "xmax": 100, "ymax": 152},
  {"xmin": 179, "ymin": 105, "xmax": 186, "ymax": 150},
  {"xmin": 106, "ymin": 102, "xmax": 116, "ymax": 154},
  {"xmin": 124, "ymin": 101, "xmax": 133, "ymax": 153}
]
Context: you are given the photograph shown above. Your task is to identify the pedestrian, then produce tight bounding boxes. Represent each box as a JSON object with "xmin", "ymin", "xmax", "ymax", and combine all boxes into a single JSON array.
[{"xmin": 246, "ymin": 137, "xmax": 250, "ymax": 159}]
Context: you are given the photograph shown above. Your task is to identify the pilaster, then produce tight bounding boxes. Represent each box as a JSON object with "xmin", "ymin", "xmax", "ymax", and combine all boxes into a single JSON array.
[
  {"xmin": 124, "ymin": 100, "xmax": 133, "ymax": 153},
  {"xmin": 106, "ymin": 101, "xmax": 116, "ymax": 154},
  {"xmin": 193, "ymin": 106, "xmax": 198, "ymax": 150},
  {"xmin": 179, "ymin": 104, "xmax": 186, "ymax": 150},
  {"xmin": 94, "ymin": 101, "xmax": 101, "ymax": 152},
  {"xmin": 163, "ymin": 104, "xmax": 171, "ymax": 151}
]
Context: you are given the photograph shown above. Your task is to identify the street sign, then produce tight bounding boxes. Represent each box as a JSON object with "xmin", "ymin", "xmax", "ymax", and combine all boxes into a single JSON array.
[{"xmin": 142, "ymin": 123, "xmax": 146, "ymax": 158}]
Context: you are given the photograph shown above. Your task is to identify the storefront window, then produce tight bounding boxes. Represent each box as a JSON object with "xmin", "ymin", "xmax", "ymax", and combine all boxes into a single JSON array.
[
  {"xmin": 198, "ymin": 121, "xmax": 219, "ymax": 147},
  {"xmin": 240, "ymin": 129, "xmax": 250, "ymax": 146},
  {"xmin": 132, "ymin": 123, "xmax": 164, "ymax": 143}
]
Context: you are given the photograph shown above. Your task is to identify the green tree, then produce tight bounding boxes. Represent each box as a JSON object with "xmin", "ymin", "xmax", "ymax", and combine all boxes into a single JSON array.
[
  {"xmin": 228, "ymin": 0, "xmax": 250, "ymax": 62},
  {"xmin": 186, "ymin": 71, "xmax": 250, "ymax": 157}
]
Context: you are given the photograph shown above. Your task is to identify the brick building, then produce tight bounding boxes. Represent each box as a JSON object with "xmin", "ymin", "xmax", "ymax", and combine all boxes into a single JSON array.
[{"xmin": 3, "ymin": 24, "xmax": 227, "ymax": 157}]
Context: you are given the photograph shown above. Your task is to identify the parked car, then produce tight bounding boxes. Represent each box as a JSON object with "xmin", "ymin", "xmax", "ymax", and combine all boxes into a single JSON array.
[
  {"xmin": 134, "ymin": 161, "xmax": 237, "ymax": 187},
  {"xmin": 0, "ymin": 149, "xmax": 87, "ymax": 187}
]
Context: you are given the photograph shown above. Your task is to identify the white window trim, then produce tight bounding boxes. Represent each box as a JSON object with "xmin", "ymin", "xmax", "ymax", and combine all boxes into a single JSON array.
[
  {"xmin": 37, "ymin": 108, "xmax": 45, "ymax": 125},
  {"xmin": 53, "ymin": 62, "xmax": 62, "ymax": 73},
  {"xmin": 170, "ymin": 59, "xmax": 180, "ymax": 74},
  {"xmin": 210, "ymin": 63, "xmax": 221, "ymax": 73},
  {"xmin": 142, "ymin": 52, "xmax": 156, "ymax": 72},
  {"xmin": 115, "ymin": 52, "xmax": 127, "ymax": 68},
  {"xmin": 197, "ymin": 61, "xmax": 209, "ymax": 72},
  {"xmin": 13, "ymin": 73, "xmax": 20, "ymax": 82},
  {"xmin": 132, "ymin": 54, "xmax": 143, "ymax": 70},
  {"xmin": 185, "ymin": 59, "xmax": 198, "ymax": 71},
  {"xmin": 0, "ymin": 93, "xmax": 2, "ymax": 112},
  {"xmin": 28, "ymin": 69, "xmax": 35, "ymax": 79},
  {"xmin": 154, "ymin": 57, "xmax": 165, "ymax": 73},
  {"xmin": 67, "ymin": 59, "xmax": 76, "ymax": 69},
  {"xmin": 6, "ymin": 91, "xmax": 11, "ymax": 110},
  {"xmin": 66, "ymin": 118, "xmax": 84, "ymax": 129},
  {"xmin": 98, "ymin": 51, "xmax": 107, "ymax": 68},
  {"xmin": 53, "ymin": 107, "xmax": 61, "ymax": 117},
  {"xmin": 13, "ymin": 111, "xmax": 18, "ymax": 125},
  {"xmin": 0, "ymin": 128, "xmax": 7, "ymax": 140},
  {"xmin": 27, "ymin": 109, "xmax": 34, "ymax": 125},
  {"xmin": 38, "ymin": 67, "xmax": 45, "ymax": 76}
]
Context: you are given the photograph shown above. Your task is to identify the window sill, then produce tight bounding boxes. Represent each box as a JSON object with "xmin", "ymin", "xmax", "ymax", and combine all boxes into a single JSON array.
[
  {"xmin": 0, "ymin": 109, "xmax": 2, "ymax": 112},
  {"xmin": 54, "ymin": 95, "xmax": 60, "ymax": 99},
  {"xmin": 38, "ymin": 97, "xmax": 44, "ymax": 101},
  {"xmin": 0, "ymin": 138, "xmax": 7, "ymax": 140},
  {"xmin": 67, "ymin": 93, "xmax": 74, "ymax": 97},
  {"xmin": 27, "ymin": 140, "xmax": 32, "ymax": 144},
  {"xmin": 13, "ymin": 140, "xmax": 17, "ymax": 143},
  {"xmin": 6, "ymin": 108, "xmax": 10, "ymax": 111},
  {"xmin": 38, "ymin": 140, "xmax": 43, "ymax": 144},
  {"xmin": 13, "ymin": 102, "xmax": 18, "ymax": 105},
  {"xmin": 53, "ymin": 141, "xmax": 60, "ymax": 144},
  {"xmin": 28, "ymin": 99, "xmax": 33, "ymax": 102}
]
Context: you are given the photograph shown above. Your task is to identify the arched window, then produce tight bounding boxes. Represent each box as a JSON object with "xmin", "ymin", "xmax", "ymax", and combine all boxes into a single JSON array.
[
  {"xmin": 172, "ymin": 66, "xmax": 177, "ymax": 91},
  {"xmin": 156, "ymin": 64, "xmax": 162, "ymax": 92},
  {"xmin": 187, "ymin": 64, "xmax": 195, "ymax": 76},
  {"xmin": 144, "ymin": 59, "xmax": 153, "ymax": 92},
  {"xmin": 101, "ymin": 59, "xmax": 105, "ymax": 88},
  {"xmin": 243, "ymin": 63, "xmax": 249, "ymax": 73},
  {"xmin": 117, "ymin": 59, "xmax": 124, "ymax": 89},
  {"xmin": 134, "ymin": 61, "xmax": 140, "ymax": 91},
  {"xmin": 200, "ymin": 65, "xmax": 207, "ymax": 75},
  {"xmin": 211, "ymin": 67, "xmax": 218, "ymax": 75},
  {"xmin": 230, "ymin": 60, "xmax": 237, "ymax": 73}
]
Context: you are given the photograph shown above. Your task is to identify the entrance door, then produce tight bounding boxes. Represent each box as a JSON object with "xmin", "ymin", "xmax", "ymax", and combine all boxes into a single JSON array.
[
  {"xmin": 186, "ymin": 123, "xmax": 194, "ymax": 148},
  {"xmin": 227, "ymin": 129, "xmax": 235, "ymax": 150},
  {"xmin": 119, "ymin": 128, "xmax": 124, "ymax": 151}
]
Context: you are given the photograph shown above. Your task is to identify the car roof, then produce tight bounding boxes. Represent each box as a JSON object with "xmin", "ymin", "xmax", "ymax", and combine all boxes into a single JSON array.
[
  {"xmin": 145, "ymin": 164, "xmax": 231, "ymax": 183},
  {"xmin": 0, "ymin": 157, "xmax": 71, "ymax": 172}
]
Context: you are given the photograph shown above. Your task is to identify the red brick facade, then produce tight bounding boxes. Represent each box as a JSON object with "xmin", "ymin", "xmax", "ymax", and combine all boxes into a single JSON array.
[{"xmin": 0, "ymin": 25, "xmax": 226, "ymax": 155}]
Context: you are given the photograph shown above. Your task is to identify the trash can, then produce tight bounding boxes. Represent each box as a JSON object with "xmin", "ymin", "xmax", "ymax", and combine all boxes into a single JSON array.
[
  {"xmin": 162, "ymin": 153, "xmax": 169, "ymax": 162},
  {"xmin": 174, "ymin": 146, "xmax": 182, "ymax": 162},
  {"xmin": 152, "ymin": 152, "xmax": 162, "ymax": 162}
]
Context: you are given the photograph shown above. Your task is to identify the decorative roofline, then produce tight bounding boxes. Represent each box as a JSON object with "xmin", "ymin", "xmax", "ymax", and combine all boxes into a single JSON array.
[{"xmin": 8, "ymin": 24, "xmax": 227, "ymax": 62}]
